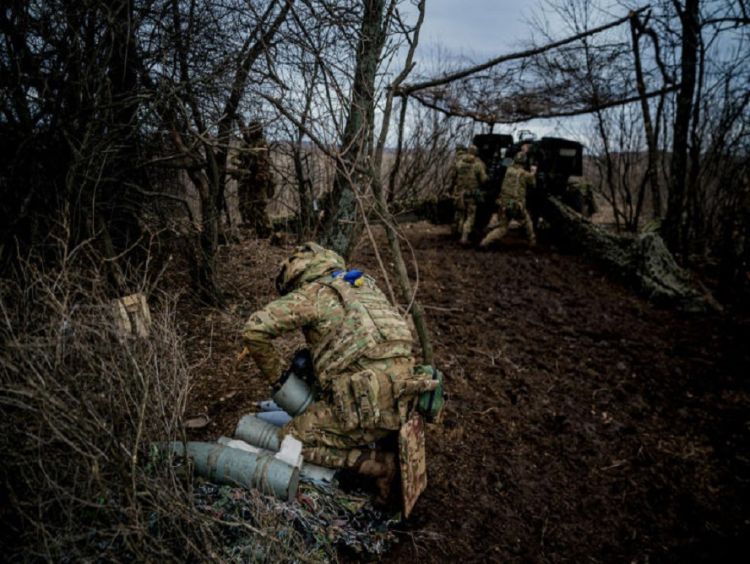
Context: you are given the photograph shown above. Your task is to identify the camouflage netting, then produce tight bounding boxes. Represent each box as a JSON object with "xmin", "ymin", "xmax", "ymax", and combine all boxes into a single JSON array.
[
  {"xmin": 398, "ymin": 9, "xmax": 664, "ymax": 126},
  {"xmin": 192, "ymin": 480, "xmax": 398, "ymax": 560},
  {"xmin": 544, "ymin": 197, "xmax": 718, "ymax": 312}
]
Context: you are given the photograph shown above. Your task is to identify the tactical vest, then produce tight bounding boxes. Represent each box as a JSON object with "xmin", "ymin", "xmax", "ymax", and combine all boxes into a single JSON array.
[
  {"xmin": 311, "ymin": 275, "xmax": 413, "ymax": 385},
  {"xmin": 455, "ymin": 155, "xmax": 482, "ymax": 193},
  {"xmin": 501, "ymin": 166, "xmax": 526, "ymax": 204}
]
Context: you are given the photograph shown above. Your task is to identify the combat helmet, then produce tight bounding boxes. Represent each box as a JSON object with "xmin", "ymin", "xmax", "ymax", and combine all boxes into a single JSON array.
[
  {"xmin": 275, "ymin": 242, "xmax": 345, "ymax": 295},
  {"xmin": 512, "ymin": 150, "xmax": 528, "ymax": 166}
]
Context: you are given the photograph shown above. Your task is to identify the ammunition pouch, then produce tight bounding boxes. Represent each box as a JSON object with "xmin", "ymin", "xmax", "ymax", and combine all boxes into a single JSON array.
[{"xmin": 331, "ymin": 369, "xmax": 382, "ymax": 431}]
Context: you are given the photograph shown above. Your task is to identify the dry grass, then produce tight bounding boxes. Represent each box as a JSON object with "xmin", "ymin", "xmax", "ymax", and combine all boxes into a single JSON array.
[{"xmin": 0, "ymin": 240, "xmax": 317, "ymax": 562}]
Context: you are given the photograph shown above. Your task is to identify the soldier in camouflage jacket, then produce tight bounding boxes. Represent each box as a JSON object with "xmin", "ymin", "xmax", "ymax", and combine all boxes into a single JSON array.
[
  {"xmin": 480, "ymin": 151, "xmax": 537, "ymax": 247},
  {"xmin": 450, "ymin": 145, "xmax": 489, "ymax": 245},
  {"xmin": 243, "ymin": 243, "xmax": 433, "ymax": 501}
]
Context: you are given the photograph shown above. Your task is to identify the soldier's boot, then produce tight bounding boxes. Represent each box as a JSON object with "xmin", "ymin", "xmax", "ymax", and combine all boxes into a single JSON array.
[
  {"xmin": 351, "ymin": 450, "xmax": 397, "ymax": 504},
  {"xmin": 480, "ymin": 212, "xmax": 510, "ymax": 248},
  {"xmin": 479, "ymin": 227, "xmax": 503, "ymax": 248}
]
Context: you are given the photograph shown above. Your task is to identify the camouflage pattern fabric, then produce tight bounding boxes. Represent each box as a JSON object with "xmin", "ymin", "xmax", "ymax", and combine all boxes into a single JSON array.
[
  {"xmin": 310, "ymin": 276, "xmax": 413, "ymax": 383},
  {"xmin": 480, "ymin": 163, "xmax": 536, "ymax": 247},
  {"xmin": 457, "ymin": 200, "xmax": 478, "ymax": 245},
  {"xmin": 243, "ymin": 246, "xmax": 434, "ymax": 469},
  {"xmin": 232, "ymin": 122, "xmax": 275, "ymax": 237},
  {"xmin": 276, "ymin": 242, "xmax": 346, "ymax": 296},
  {"xmin": 280, "ymin": 401, "xmax": 391, "ymax": 468},
  {"xmin": 450, "ymin": 151, "xmax": 489, "ymax": 244}
]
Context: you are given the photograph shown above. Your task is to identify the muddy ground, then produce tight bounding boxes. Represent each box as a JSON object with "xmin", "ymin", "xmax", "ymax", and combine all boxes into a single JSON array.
[{"xmin": 181, "ymin": 221, "xmax": 750, "ymax": 563}]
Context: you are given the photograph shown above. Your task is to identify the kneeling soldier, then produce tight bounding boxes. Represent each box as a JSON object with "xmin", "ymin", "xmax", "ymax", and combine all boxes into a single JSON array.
[
  {"xmin": 242, "ymin": 243, "xmax": 435, "ymax": 502},
  {"xmin": 480, "ymin": 151, "xmax": 536, "ymax": 248}
]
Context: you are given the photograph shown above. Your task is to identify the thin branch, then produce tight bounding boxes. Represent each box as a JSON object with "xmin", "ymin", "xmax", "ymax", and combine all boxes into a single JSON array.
[
  {"xmin": 396, "ymin": 7, "xmax": 647, "ymax": 95},
  {"xmin": 409, "ymin": 84, "xmax": 680, "ymax": 125}
]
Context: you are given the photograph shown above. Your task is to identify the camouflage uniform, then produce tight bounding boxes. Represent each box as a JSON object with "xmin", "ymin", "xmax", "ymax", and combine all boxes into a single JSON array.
[
  {"xmin": 451, "ymin": 146, "xmax": 489, "ymax": 244},
  {"xmin": 243, "ymin": 243, "xmax": 431, "ymax": 470},
  {"xmin": 564, "ymin": 176, "xmax": 597, "ymax": 217},
  {"xmin": 480, "ymin": 152, "xmax": 536, "ymax": 247},
  {"xmin": 232, "ymin": 121, "xmax": 275, "ymax": 237}
]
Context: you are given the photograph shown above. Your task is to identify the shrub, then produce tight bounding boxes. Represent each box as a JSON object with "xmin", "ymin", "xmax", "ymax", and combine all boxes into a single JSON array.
[{"xmin": 0, "ymin": 244, "xmax": 311, "ymax": 561}]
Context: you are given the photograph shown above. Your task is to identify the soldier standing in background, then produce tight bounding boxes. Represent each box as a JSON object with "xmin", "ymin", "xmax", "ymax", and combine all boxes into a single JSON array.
[
  {"xmin": 232, "ymin": 121, "xmax": 275, "ymax": 237},
  {"xmin": 450, "ymin": 145, "xmax": 489, "ymax": 245},
  {"xmin": 449, "ymin": 146, "xmax": 467, "ymax": 238},
  {"xmin": 565, "ymin": 176, "xmax": 597, "ymax": 217},
  {"xmin": 480, "ymin": 151, "xmax": 537, "ymax": 248}
]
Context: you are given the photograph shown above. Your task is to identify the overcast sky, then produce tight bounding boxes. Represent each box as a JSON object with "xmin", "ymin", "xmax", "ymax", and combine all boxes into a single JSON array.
[
  {"xmin": 416, "ymin": 0, "xmax": 538, "ymax": 58},
  {"xmin": 405, "ymin": 0, "xmax": 599, "ymax": 143}
]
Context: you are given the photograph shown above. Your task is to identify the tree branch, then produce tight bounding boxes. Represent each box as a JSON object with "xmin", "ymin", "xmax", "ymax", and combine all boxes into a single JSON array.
[
  {"xmin": 409, "ymin": 84, "xmax": 680, "ymax": 125},
  {"xmin": 396, "ymin": 7, "xmax": 647, "ymax": 95}
]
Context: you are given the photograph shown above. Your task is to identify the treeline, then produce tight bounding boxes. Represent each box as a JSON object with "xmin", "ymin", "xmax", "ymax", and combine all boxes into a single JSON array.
[
  {"xmin": 1, "ymin": 0, "xmax": 749, "ymax": 301},
  {"xmin": 0, "ymin": 0, "xmax": 429, "ymax": 305}
]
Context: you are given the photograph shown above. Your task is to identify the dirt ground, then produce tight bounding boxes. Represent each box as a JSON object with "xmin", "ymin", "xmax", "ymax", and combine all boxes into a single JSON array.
[{"xmin": 181, "ymin": 222, "xmax": 750, "ymax": 563}]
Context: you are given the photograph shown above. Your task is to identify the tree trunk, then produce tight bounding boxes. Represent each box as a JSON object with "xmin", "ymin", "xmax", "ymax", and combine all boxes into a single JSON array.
[
  {"xmin": 664, "ymin": 0, "xmax": 700, "ymax": 256},
  {"xmin": 101, "ymin": 0, "xmax": 145, "ymax": 274},
  {"xmin": 369, "ymin": 1, "xmax": 434, "ymax": 364},
  {"xmin": 319, "ymin": 0, "xmax": 388, "ymax": 258},
  {"xmin": 293, "ymin": 148, "xmax": 314, "ymax": 238},
  {"xmin": 188, "ymin": 170, "xmax": 224, "ymax": 306},
  {"xmin": 630, "ymin": 13, "xmax": 662, "ymax": 220}
]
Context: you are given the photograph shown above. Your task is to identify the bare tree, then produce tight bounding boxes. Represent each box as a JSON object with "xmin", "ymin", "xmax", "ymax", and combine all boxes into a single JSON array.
[
  {"xmin": 316, "ymin": 0, "xmax": 393, "ymax": 257},
  {"xmin": 0, "ymin": 0, "xmax": 147, "ymax": 285},
  {"xmin": 140, "ymin": 0, "xmax": 293, "ymax": 304}
]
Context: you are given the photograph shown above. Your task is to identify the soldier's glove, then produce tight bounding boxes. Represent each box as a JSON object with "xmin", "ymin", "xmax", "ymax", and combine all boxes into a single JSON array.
[{"xmin": 274, "ymin": 348, "xmax": 315, "ymax": 391}]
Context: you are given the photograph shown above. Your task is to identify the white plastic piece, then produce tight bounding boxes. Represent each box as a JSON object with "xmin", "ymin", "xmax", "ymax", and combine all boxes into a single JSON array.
[
  {"xmin": 274, "ymin": 435, "xmax": 303, "ymax": 469},
  {"xmin": 299, "ymin": 462, "xmax": 337, "ymax": 485},
  {"xmin": 216, "ymin": 436, "xmax": 263, "ymax": 455}
]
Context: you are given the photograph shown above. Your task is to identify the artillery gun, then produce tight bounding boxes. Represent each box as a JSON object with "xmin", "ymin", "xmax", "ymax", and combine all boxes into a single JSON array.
[
  {"xmin": 516, "ymin": 136, "xmax": 595, "ymax": 222},
  {"xmin": 468, "ymin": 133, "xmax": 594, "ymax": 240},
  {"xmin": 470, "ymin": 133, "xmax": 514, "ymax": 241}
]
